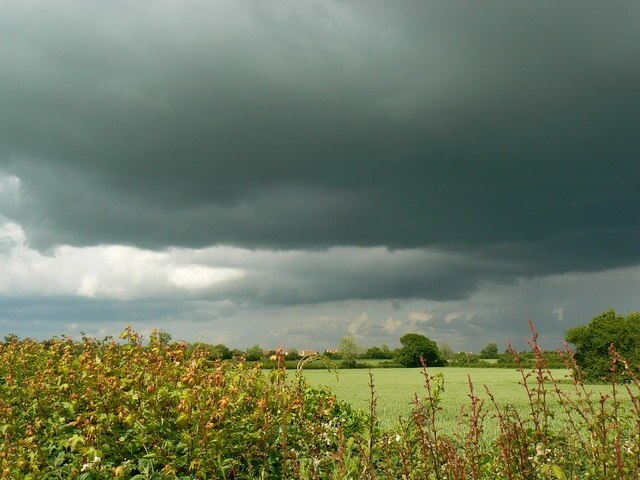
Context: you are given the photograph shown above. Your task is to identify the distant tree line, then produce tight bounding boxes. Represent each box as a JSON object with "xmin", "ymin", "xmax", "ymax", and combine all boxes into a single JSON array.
[
  {"xmin": 23, "ymin": 308, "xmax": 632, "ymax": 376},
  {"xmin": 179, "ymin": 333, "xmax": 566, "ymax": 370},
  {"xmin": 181, "ymin": 333, "xmax": 446, "ymax": 369}
]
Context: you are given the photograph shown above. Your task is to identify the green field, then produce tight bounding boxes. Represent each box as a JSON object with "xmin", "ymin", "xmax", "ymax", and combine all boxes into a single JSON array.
[{"xmin": 299, "ymin": 367, "xmax": 619, "ymax": 434}]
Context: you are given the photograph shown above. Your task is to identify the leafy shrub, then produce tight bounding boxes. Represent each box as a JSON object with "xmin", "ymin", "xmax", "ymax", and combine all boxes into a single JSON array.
[
  {"xmin": 0, "ymin": 329, "xmax": 366, "ymax": 478},
  {"xmin": 566, "ymin": 309, "xmax": 640, "ymax": 382}
]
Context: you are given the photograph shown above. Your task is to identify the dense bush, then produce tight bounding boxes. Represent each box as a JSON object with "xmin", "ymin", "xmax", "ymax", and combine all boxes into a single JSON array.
[
  {"xmin": 566, "ymin": 309, "xmax": 640, "ymax": 381},
  {"xmin": 496, "ymin": 350, "xmax": 566, "ymax": 369},
  {"xmin": 0, "ymin": 329, "xmax": 366, "ymax": 478}
]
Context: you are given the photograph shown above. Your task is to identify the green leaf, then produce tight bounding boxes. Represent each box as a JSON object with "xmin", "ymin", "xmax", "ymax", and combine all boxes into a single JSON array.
[{"xmin": 542, "ymin": 464, "xmax": 566, "ymax": 480}]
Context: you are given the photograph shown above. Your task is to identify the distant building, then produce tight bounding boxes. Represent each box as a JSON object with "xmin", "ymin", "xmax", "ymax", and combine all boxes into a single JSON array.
[{"xmin": 299, "ymin": 349, "xmax": 318, "ymax": 356}]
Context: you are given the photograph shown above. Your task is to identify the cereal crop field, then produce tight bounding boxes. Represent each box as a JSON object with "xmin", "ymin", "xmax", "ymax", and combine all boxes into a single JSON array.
[{"xmin": 300, "ymin": 367, "xmax": 623, "ymax": 432}]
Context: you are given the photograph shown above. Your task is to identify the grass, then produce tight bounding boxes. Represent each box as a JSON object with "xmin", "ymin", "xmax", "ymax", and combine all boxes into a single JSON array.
[
  {"xmin": 299, "ymin": 367, "xmax": 622, "ymax": 433},
  {"xmin": 478, "ymin": 358, "xmax": 499, "ymax": 364},
  {"xmin": 355, "ymin": 358, "xmax": 393, "ymax": 366}
]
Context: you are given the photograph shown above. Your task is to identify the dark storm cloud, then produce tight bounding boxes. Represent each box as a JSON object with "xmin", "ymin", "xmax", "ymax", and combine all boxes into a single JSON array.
[
  {"xmin": 1, "ymin": 0, "xmax": 639, "ymax": 288},
  {"xmin": 217, "ymin": 247, "xmax": 510, "ymax": 305}
]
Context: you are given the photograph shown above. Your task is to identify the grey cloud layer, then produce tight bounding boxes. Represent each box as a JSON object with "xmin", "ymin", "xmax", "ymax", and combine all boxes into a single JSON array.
[
  {"xmin": 1, "ymin": 1, "xmax": 639, "ymax": 293},
  {"xmin": 0, "ymin": 225, "xmax": 504, "ymax": 305},
  {"xmin": 208, "ymin": 247, "xmax": 508, "ymax": 304}
]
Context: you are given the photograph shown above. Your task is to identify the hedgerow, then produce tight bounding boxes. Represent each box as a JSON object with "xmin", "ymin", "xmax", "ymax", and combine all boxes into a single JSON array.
[{"xmin": 0, "ymin": 328, "xmax": 366, "ymax": 479}]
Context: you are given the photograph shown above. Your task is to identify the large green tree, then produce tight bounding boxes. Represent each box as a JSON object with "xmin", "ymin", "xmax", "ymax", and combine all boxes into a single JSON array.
[
  {"xmin": 396, "ymin": 333, "xmax": 446, "ymax": 367},
  {"xmin": 565, "ymin": 309, "xmax": 640, "ymax": 381}
]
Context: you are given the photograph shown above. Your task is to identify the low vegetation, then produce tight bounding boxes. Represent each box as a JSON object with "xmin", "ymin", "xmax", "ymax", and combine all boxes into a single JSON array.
[
  {"xmin": 0, "ymin": 328, "xmax": 366, "ymax": 478},
  {"xmin": 0, "ymin": 317, "xmax": 639, "ymax": 478}
]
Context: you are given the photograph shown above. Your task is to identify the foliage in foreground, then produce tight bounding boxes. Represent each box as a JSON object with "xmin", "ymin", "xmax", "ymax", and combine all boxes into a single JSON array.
[
  {"xmin": 1, "ymin": 323, "xmax": 640, "ymax": 479},
  {"xmin": 0, "ymin": 329, "xmax": 366, "ymax": 479}
]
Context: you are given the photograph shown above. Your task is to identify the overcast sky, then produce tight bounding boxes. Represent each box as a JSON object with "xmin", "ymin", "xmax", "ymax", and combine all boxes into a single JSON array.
[{"xmin": 1, "ymin": 0, "xmax": 639, "ymax": 352}]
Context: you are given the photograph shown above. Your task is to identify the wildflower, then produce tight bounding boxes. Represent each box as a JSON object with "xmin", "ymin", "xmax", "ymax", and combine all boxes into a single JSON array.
[
  {"xmin": 81, "ymin": 455, "xmax": 101, "ymax": 471},
  {"xmin": 535, "ymin": 443, "xmax": 550, "ymax": 457}
]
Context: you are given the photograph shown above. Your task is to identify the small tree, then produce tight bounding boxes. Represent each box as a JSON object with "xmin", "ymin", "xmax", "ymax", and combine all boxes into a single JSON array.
[
  {"xmin": 211, "ymin": 343, "xmax": 232, "ymax": 360},
  {"xmin": 479, "ymin": 342, "xmax": 499, "ymax": 359},
  {"xmin": 395, "ymin": 333, "xmax": 446, "ymax": 367},
  {"xmin": 339, "ymin": 336, "xmax": 361, "ymax": 368},
  {"xmin": 439, "ymin": 341, "xmax": 454, "ymax": 360},
  {"xmin": 245, "ymin": 344, "xmax": 264, "ymax": 362}
]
